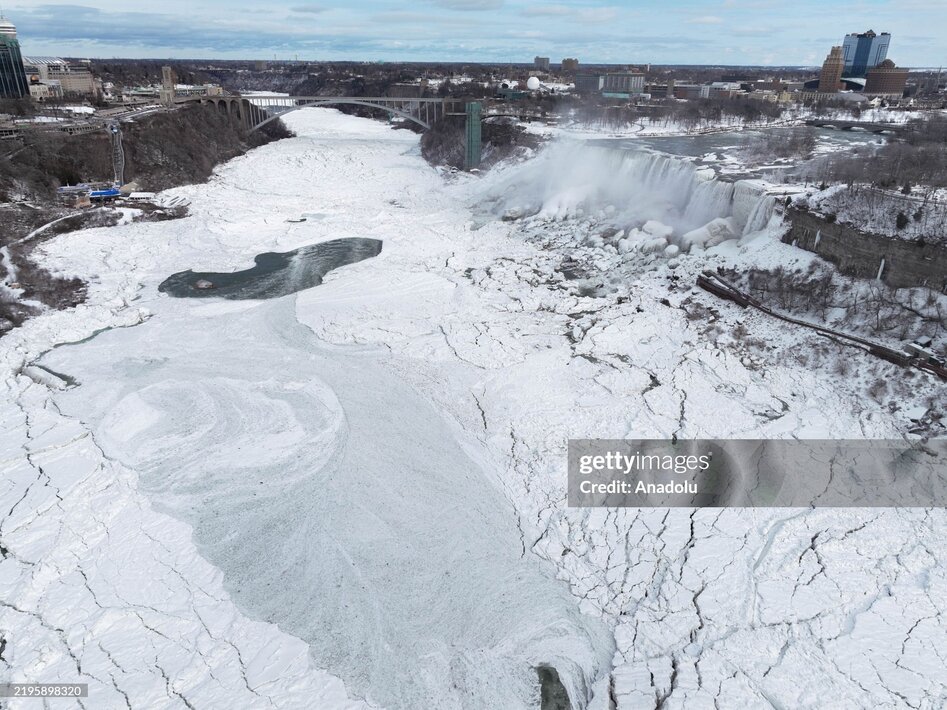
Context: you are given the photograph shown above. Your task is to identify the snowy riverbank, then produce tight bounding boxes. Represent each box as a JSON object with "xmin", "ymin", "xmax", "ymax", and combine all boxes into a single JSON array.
[
  {"xmin": 528, "ymin": 105, "xmax": 929, "ymax": 140},
  {"xmin": 1, "ymin": 108, "xmax": 944, "ymax": 709}
]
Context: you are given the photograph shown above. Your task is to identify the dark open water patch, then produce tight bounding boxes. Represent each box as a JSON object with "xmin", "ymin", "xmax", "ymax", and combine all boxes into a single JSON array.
[
  {"xmin": 537, "ymin": 666, "xmax": 571, "ymax": 710},
  {"xmin": 158, "ymin": 238, "xmax": 382, "ymax": 299}
]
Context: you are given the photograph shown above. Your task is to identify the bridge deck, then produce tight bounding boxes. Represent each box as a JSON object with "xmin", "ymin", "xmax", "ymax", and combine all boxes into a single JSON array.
[
  {"xmin": 181, "ymin": 94, "xmax": 474, "ymax": 131},
  {"xmin": 804, "ymin": 119, "xmax": 909, "ymax": 133}
]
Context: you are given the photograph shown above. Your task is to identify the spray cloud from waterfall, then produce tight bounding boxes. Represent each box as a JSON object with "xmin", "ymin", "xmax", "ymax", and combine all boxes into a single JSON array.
[{"xmin": 481, "ymin": 141, "xmax": 778, "ymax": 256}]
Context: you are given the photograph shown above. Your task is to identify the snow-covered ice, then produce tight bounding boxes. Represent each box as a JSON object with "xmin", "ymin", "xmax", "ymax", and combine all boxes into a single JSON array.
[{"xmin": 1, "ymin": 108, "xmax": 945, "ymax": 709}]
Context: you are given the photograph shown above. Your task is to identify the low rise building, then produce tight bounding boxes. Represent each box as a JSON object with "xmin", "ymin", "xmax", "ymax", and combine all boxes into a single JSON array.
[
  {"xmin": 173, "ymin": 83, "xmax": 224, "ymax": 97},
  {"xmin": 23, "ymin": 57, "xmax": 98, "ymax": 97},
  {"xmin": 574, "ymin": 73, "xmax": 603, "ymax": 94},
  {"xmin": 672, "ymin": 83, "xmax": 705, "ymax": 99},
  {"xmin": 497, "ymin": 86, "xmax": 529, "ymax": 100},
  {"xmin": 28, "ymin": 80, "xmax": 62, "ymax": 100},
  {"xmin": 747, "ymin": 89, "xmax": 792, "ymax": 103},
  {"xmin": 123, "ymin": 87, "xmax": 160, "ymax": 101},
  {"xmin": 864, "ymin": 59, "xmax": 909, "ymax": 97},
  {"xmin": 601, "ymin": 71, "xmax": 645, "ymax": 98},
  {"xmin": 644, "ymin": 83, "xmax": 672, "ymax": 98}
]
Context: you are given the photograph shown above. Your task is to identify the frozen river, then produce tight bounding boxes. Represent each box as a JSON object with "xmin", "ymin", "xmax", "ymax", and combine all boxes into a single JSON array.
[
  {"xmin": 2, "ymin": 108, "xmax": 944, "ymax": 710},
  {"xmin": 39, "ymin": 296, "xmax": 613, "ymax": 709},
  {"xmin": 9, "ymin": 109, "xmax": 618, "ymax": 710}
]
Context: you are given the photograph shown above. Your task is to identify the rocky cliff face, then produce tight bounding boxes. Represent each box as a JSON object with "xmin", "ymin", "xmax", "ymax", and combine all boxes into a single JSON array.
[
  {"xmin": 0, "ymin": 105, "xmax": 292, "ymax": 333},
  {"xmin": 120, "ymin": 104, "xmax": 292, "ymax": 192},
  {"xmin": 785, "ymin": 207, "xmax": 947, "ymax": 291},
  {"xmin": 0, "ymin": 104, "xmax": 291, "ymax": 201}
]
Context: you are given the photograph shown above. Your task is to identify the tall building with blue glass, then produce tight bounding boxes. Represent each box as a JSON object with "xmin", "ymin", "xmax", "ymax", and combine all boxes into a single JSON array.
[
  {"xmin": 0, "ymin": 16, "xmax": 29, "ymax": 99},
  {"xmin": 841, "ymin": 30, "xmax": 891, "ymax": 78}
]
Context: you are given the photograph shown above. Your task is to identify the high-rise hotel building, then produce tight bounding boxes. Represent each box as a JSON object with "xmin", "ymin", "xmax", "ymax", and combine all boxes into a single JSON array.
[
  {"xmin": 842, "ymin": 30, "xmax": 891, "ymax": 77},
  {"xmin": 818, "ymin": 46, "xmax": 845, "ymax": 93},
  {"xmin": 0, "ymin": 16, "xmax": 29, "ymax": 99}
]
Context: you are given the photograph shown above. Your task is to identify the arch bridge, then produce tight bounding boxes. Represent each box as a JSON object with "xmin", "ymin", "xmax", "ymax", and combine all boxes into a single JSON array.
[
  {"xmin": 804, "ymin": 119, "xmax": 909, "ymax": 135},
  {"xmin": 180, "ymin": 94, "xmax": 484, "ymax": 168},
  {"xmin": 182, "ymin": 94, "xmax": 470, "ymax": 131}
]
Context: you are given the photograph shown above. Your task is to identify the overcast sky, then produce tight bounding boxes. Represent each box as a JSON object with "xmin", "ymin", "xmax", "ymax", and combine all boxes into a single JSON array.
[{"xmin": 7, "ymin": 1, "xmax": 947, "ymax": 67}]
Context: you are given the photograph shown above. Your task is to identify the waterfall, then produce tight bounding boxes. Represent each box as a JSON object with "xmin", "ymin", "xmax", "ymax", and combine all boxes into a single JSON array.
[
  {"xmin": 741, "ymin": 195, "xmax": 776, "ymax": 236},
  {"xmin": 730, "ymin": 179, "xmax": 777, "ymax": 236},
  {"xmin": 487, "ymin": 144, "xmax": 782, "ymax": 246},
  {"xmin": 598, "ymin": 151, "xmax": 773, "ymax": 235},
  {"xmin": 683, "ymin": 180, "xmax": 735, "ymax": 227},
  {"xmin": 600, "ymin": 149, "xmax": 700, "ymax": 213},
  {"xmin": 731, "ymin": 181, "xmax": 763, "ymax": 230}
]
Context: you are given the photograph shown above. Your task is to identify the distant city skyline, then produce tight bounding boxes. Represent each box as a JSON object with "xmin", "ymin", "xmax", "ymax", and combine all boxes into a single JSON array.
[{"xmin": 6, "ymin": 1, "xmax": 947, "ymax": 67}]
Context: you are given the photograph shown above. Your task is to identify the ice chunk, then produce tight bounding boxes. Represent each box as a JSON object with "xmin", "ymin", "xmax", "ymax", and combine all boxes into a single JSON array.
[
  {"xmin": 641, "ymin": 237, "xmax": 669, "ymax": 254},
  {"xmin": 642, "ymin": 220, "xmax": 674, "ymax": 239},
  {"xmin": 680, "ymin": 217, "xmax": 737, "ymax": 250}
]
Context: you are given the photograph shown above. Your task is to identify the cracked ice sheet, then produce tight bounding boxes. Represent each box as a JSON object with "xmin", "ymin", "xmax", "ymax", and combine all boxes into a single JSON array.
[
  {"xmin": 38, "ymin": 298, "xmax": 614, "ymax": 709},
  {"xmin": 1, "ymin": 114, "xmax": 417, "ymax": 710},
  {"xmin": 2, "ymin": 107, "xmax": 945, "ymax": 709},
  {"xmin": 3, "ymin": 108, "xmax": 614, "ymax": 710},
  {"xmin": 0, "ymin": 383, "xmax": 369, "ymax": 710},
  {"xmin": 286, "ymin": 118, "xmax": 947, "ymax": 706}
]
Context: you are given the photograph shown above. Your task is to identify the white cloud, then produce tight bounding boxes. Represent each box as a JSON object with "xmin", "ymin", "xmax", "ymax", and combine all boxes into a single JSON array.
[
  {"xmin": 688, "ymin": 15, "xmax": 724, "ymax": 25},
  {"xmin": 578, "ymin": 6, "xmax": 620, "ymax": 23},
  {"xmin": 521, "ymin": 4, "xmax": 573, "ymax": 16},
  {"xmin": 430, "ymin": 0, "xmax": 503, "ymax": 10}
]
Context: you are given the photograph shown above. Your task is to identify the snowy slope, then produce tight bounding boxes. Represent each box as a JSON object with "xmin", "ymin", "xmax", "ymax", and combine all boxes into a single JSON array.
[{"xmin": 1, "ymin": 108, "xmax": 945, "ymax": 709}]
